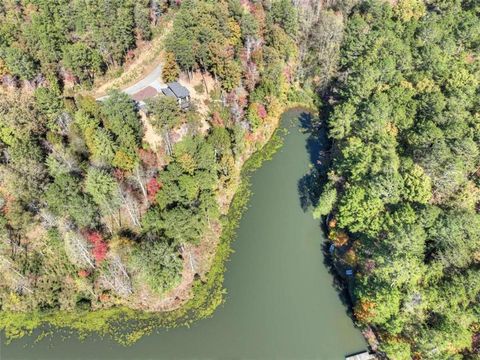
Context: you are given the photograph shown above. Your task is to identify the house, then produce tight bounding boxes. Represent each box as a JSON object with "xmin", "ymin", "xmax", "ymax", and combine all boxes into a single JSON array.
[
  {"xmin": 162, "ymin": 82, "xmax": 190, "ymax": 109},
  {"xmin": 129, "ymin": 82, "xmax": 190, "ymax": 110}
]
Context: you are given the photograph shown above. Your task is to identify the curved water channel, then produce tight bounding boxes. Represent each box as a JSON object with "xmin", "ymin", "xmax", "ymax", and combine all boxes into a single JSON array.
[{"xmin": 1, "ymin": 109, "xmax": 365, "ymax": 359}]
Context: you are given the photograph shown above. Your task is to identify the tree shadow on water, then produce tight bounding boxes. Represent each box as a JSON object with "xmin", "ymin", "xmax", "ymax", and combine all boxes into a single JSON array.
[
  {"xmin": 296, "ymin": 110, "xmax": 357, "ymax": 321},
  {"xmin": 296, "ymin": 111, "xmax": 330, "ymax": 212}
]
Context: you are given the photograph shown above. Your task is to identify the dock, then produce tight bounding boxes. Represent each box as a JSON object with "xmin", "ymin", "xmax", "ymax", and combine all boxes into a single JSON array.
[{"xmin": 346, "ymin": 351, "xmax": 375, "ymax": 360}]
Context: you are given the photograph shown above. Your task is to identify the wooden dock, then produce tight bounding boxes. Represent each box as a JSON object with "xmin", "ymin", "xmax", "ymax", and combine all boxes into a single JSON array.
[{"xmin": 345, "ymin": 351, "xmax": 375, "ymax": 360}]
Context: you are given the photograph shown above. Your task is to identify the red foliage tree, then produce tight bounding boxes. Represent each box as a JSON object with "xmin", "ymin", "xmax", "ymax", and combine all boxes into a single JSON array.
[
  {"xmin": 237, "ymin": 94, "xmax": 248, "ymax": 109},
  {"xmin": 2, "ymin": 194, "xmax": 15, "ymax": 215},
  {"xmin": 113, "ymin": 168, "xmax": 126, "ymax": 181},
  {"xmin": 283, "ymin": 67, "xmax": 293, "ymax": 83},
  {"xmin": 251, "ymin": 3, "xmax": 266, "ymax": 28},
  {"xmin": 85, "ymin": 231, "xmax": 108, "ymax": 264},
  {"xmin": 139, "ymin": 149, "xmax": 158, "ymax": 168},
  {"xmin": 245, "ymin": 131, "xmax": 256, "ymax": 143},
  {"xmin": 78, "ymin": 269, "xmax": 90, "ymax": 278},
  {"xmin": 257, "ymin": 103, "xmax": 267, "ymax": 119},
  {"xmin": 147, "ymin": 178, "xmax": 162, "ymax": 202},
  {"xmin": 99, "ymin": 293, "xmax": 110, "ymax": 303},
  {"xmin": 211, "ymin": 111, "xmax": 225, "ymax": 127}
]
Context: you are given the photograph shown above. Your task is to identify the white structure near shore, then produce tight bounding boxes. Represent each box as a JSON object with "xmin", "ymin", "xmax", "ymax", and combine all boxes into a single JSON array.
[{"xmin": 346, "ymin": 351, "xmax": 375, "ymax": 360}]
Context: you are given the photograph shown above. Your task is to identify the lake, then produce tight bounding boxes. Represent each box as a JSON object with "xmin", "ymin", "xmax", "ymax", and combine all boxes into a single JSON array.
[{"xmin": 1, "ymin": 109, "xmax": 366, "ymax": 360}]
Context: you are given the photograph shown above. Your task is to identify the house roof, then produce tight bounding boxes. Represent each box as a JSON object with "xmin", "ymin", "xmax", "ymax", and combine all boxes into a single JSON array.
[
  {"xmin": 167, "ymin": 82, "xmax": 189, "ymax": 98},
  {"xmin": 161, "ymin": 87, "xmax": 176, "ymax": 98},
  {"xmin": 131, "ymin": 86, "xmax": 158, "ymax": 102}
]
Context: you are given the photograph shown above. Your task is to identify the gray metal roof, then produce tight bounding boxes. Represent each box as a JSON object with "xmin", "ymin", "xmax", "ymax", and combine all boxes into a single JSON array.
[
  {"xmin": 167, "ymin": 82, "xmax": 189, "ymax": 99},
  {"xmin": 161, "ymin": 87, "xmax": 176, "ymax": 98}
]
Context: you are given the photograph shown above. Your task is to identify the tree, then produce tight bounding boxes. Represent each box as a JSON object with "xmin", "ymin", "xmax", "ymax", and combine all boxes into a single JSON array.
[
  {"xmin": 85, "ymin": 231, "xmax": 108, "ymax": 264},
  {"xmin": 219, "ymin": 60, "xmax": 242, "ymax": 91},
  {"xmin": 118, "ymin": 185, "xmax": 141, "ymax": 227},
  {"xmin": 147, "ymin": 96, "xmax": 181, "ymax": 132},
  {"xmin": 395, "ymin": 0, "xmax": 426, "ymax": 22},
  {"xmin": 162, "ymin": 52, "xmax": 180, "ymax": 82},
  {"xmin": 134, "ymin": 1, "xmax": 152, "ymax": 40},
  {"xmin": 269, "ymin": 0, "xmax": 299, "ymax": 37},
  {"xmin": 91, "ymin": 128, "xmax": 117, "ymax": 166},
  {"xmin": 130, "ymin": 240, "xmax": 182, "ymax": 294},
  {"xmin": 44, "ymin": 173, "xmax": 98, "ymax": 228},
  {"xmin": 208, "ymin": 127, "xmax": 232, "ymax": 157},
  {"xmin": 161, "ymin": 207, "xmax": 205, "ymax": 244},
  {"xmin": 62, "ymin": 43, "xmax": 103, "ymax": 84},
  {"xmin": 313, "ymin": 183, "xmax": 337, "ymax": 219},
  {"xmin": 146, "ymin": 96, "xmax": 181, "ymax": 155},
  {"xmin": 99, "ymin": 254, "xmax": 132, "ymax": 297},
  {"xmin": 102, "ymin": 90, "xmax": 142, "ymax": 145},
  {"xmin": 64, "ymin": 231, "xmax": 95, "ymax": 269},
  {"xmin": 131, "ymin": 163, "xmax": 151, "ymax": 203},
  {"xmin": 429, "ymin": 211, "xmax": 480, "ymax": 269},
  {"xmin": 401, "ymin": 162, "xmax": 432, "ymax": 204},
  {"xmin": 4, "ymin": 48, "xmax": 38, "ymax": 81},
  {"xmin": 302, "ymin": 10, "xmax": 344, "ymax": 91},
  {"xmin": 112, "ymin": 149, "xmax": 138, "ymax": 171},
  {"xmin": 146, "ymin": 178, "xmax": 161, "ymax": 202},
  {"xmin": 34, "ymin": 87, "xmax": 63, "ymax": 125},
  {"xmin": 167, "ymin": 35, "xmax": 196, "ymax": 73}
]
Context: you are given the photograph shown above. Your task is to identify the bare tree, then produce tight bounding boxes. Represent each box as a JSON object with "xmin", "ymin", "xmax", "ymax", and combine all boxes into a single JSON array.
[
  {"xmin": 150, "ymin": 0, "xmax": 161, "ymax": 25},
  {"xmin": 42, "ymin": 132, "xmax": 80, "ymax": 174},
  {"xmin": 163, "ymin": 129, "xmax": 174, "ymax": 156},
  {"xmin": 38, "ymin": 208, "xmax": 57, "ymax": 228},
  {"xmin": 0, "ymin": 256, "xmax": 33, "ymax": 294},
  {"xmin": 56, "ymin": 112, "xmax": 74, "ymax": 136},
  {"xmin": 64, "ymin": 231, "xmax": 95, "ymax": 269},
  {"xmin": 100, "ymin": 255, "xmax": 132, "ymax": 297},
  {"xmin": 133, "ymin": 164, "xmax": 149, "ymax": 202},
  {"xmin": 118, "ymin": 186, "xmax": 141, "ymax": 227}
]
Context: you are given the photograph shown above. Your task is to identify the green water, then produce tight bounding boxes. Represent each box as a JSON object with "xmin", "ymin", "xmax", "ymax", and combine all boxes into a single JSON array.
[{"xmin": 1, "ymin": 109, "xmax": 365, "ymax": 359}]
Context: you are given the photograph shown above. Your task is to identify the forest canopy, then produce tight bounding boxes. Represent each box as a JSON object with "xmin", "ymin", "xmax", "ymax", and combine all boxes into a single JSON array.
[
  {"xmin": 315, "ymin": 0, "xmax": 480, "ymax": 358},
  {"xmin": 0, "ymin": 0, "xmax": 157, "ymax": 86}
]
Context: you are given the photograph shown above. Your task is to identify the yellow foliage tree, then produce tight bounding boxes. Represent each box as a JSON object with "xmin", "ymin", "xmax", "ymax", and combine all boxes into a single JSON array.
[
  {"xmin": 113, "ymin": 150, "xmax": 137, "ymax": 171},
  {"xmin": 0, "ymin": 58, "xmax": 9, "ymax": 77},
  {"xmin": 354, "ymin": 299, "xmax": 376, "ymax": 323},
  {"xmin": 395, "ymin": 0, "xmax": 426, "ymax": 22},
  {"xmin": 328, "ymin": 229, "xmax": 349, "ymax": 247},
  {"xmin": 162, "ymin": 52, "xmax": 180, "ymax": 83},
  {"xmin": 227, "ymin": 18, "xmax": 241, "ymax": 47}
]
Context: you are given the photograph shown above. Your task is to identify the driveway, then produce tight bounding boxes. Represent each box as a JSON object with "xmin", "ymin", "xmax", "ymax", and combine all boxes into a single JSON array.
[{"xmin": 97, "ymin": 64, "xmax": 166, "ymax": 101}]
